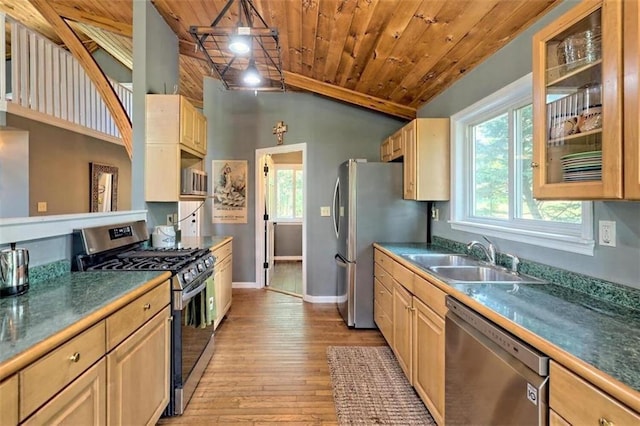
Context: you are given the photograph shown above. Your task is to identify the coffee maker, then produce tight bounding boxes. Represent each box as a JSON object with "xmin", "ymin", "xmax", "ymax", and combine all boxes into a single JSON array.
[{"xmin": 0, "ymin": 243, "xmax": 29, "ymax": 297}]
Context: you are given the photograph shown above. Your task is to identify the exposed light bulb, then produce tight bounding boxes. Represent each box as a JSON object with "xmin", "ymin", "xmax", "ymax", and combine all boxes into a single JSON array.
[
  {"xmin": 229, "ymin": 34, "xmax": 251, "ymax": 55},
  {"xmin": 243, "ymin": 60, "xmax": 262, "ymax": 86}
]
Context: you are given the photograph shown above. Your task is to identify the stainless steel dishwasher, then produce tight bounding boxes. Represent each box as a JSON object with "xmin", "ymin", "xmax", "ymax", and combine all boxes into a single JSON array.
[{"xmin": 445, "ymin": 297, "xmax": 549, "ymax": 426}]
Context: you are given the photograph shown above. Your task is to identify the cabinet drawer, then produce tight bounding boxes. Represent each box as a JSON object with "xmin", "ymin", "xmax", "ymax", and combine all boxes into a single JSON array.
[
  {"xmin": 374, "ymin": 300, "xmax": 392, "ymax": 344},
  {"xmin": 23, "ymin": 359, "xmax": 106, "ymax": 426},
  {"xmin": 213, "ymin": 241, "xmax": 232, "ymax": 264},
  {"xmin": 375, "ymin": 278, "xmax": 393, "ymax": 316},
  {"xmin": 106, "ymin": 280, "xmax": 170, "ymax": 351},
  {"xmin": 20, "ymin": 321, "xmax": 106, "ymax": 420},
  {"xmin": 393, "ymin": 261, "xmax": 414, "ymax": 293},
  {"xmin": 0, "ymin": 375, "xmax": 18, "ymax": 426},
  {"xmin": 550, "ymin": 361, "xmax": 640, "ymax": 425},
  {"xmin": 374, "ymin": 249, "xmax": 393, "ymax": 273},
  {"xmin": 374, "ymin": 263, "xmax": 393, "ymax": 292},
  {"xmin": 413, "ymin": 275, "xmax": 447, "ymax": 318}
]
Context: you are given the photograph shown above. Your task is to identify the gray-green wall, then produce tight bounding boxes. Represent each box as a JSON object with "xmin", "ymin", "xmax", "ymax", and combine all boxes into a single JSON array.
[
  {"xmin": 132, "ymin": 0, "xmax": 180, "ymax": 229},
  {"xmin": 202, "ymin": 78, "xmax": 404, "ymax": 295},
  {"xmin": 418, "ymin": 0, "xmax": 640, "ymax": 289}
]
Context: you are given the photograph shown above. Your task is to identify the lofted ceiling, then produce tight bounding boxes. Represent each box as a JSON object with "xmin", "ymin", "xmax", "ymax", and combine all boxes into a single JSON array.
[{"xmin": 0, "ymin": 0, "xmax": 562, "ymax": 120}]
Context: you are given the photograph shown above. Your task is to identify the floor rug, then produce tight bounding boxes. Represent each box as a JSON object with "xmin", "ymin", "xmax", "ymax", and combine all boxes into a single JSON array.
[{"xmin": 326, "ymin": 346, "xmax": 436, "ymax": 425}]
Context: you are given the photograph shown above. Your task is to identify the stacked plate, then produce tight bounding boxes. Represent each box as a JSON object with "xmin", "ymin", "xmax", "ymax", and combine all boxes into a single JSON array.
[{"xmin": 561, "ymin": 150, "xmax": 602, "ymax": 182}]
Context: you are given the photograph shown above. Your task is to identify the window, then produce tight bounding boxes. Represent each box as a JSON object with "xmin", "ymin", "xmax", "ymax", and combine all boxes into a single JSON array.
[
  {"xmin": 270, "ymin": 165, "xmax": 303, "ymax": 221},
  {"xmin": 451, "ymin": 74, "xmax": 594, "ymax": 255}
]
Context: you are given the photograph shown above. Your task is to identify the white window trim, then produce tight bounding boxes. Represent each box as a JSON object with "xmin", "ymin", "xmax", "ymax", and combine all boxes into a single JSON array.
[
  {"xmin": 271, "ymin": 163, "xmax": 303, "ymax": 223},
  {"xmin": 450, "ymin": 73, "xmax": 595, "ymax": 256}
]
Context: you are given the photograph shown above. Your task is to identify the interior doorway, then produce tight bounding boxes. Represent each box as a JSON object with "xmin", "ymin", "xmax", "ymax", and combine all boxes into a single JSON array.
[{"xmin": 255, "ymin": 143, "xmax": 307, "ymax": 298}]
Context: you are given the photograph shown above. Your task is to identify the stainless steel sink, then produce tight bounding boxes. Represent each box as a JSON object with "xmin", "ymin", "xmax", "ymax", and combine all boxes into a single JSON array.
[
  {"xmin": 401, "ymin": 253, "xmax": 479, "ymax": 268},
  {"xmin": 427, "ymin": 265, "xmax": 547, "ymax": 284}
]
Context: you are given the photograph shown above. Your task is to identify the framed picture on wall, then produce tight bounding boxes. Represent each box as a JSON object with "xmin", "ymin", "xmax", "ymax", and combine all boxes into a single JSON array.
[{"xmin": 212, "ymin": 160, "xmax": 247, "ymax": 224}]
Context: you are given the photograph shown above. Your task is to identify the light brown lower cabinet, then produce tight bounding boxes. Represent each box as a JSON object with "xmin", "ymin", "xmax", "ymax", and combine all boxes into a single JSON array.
[
  {"xmin": 23, "ymin": 359, "xmax": 106, "ymax": 426},
  {"xmin": 392, "ymin": 281, "xmax": 413, "ymax": 384},
  {"xmin": 550, "ymin": 361, "xmax": 640, "ymax": 425},
  {"xmin": 213, "ymin": 240, "xmax": 233, "ymax": 329},
  {"xmin": 413, "ymin": 296, "xmax": 445, "ymax": 425},
  {"xmin": 549, "ymin": 408, "xmax": 571, "ymax": 426},
  {"xmin": 1, "ymin": 280, "xmax": 171, "ymax": 426},
  {"xmin": 0, "ymin": 375, "xmax": 18, "ymax": 425},
  {"xmin": 107, "ymin": 306, "xmax": 171, "ymax": 425}
]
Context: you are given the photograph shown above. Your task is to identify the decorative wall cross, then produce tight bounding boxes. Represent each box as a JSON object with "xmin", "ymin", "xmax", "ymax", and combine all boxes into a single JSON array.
[{"xmin": 273, "ymin": 120, "xmax": 288, "ymax": 145}]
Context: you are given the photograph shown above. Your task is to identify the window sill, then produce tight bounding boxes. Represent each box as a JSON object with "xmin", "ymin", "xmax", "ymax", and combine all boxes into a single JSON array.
[{"xmin": 449, "ymin": 220, "xmax": 595, "ymax": 256}]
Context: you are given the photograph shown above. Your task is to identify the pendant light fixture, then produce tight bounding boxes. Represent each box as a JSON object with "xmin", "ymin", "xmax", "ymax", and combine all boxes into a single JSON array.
[{"xmin": 189, "ymin": 0, "xmax": 284, "ymax": 91}]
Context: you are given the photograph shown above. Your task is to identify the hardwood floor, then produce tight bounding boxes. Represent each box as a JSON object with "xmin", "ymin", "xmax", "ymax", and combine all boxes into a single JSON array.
[
  {"xmin": 269, "ymin": 260, "xmax": 303, "ymax": 296},
  {"xmin": 158, "ymin": 288, "xmax": 387, "ymax": 425}
]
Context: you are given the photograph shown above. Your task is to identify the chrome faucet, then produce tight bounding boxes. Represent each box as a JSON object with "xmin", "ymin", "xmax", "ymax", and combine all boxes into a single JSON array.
[
  {"xmin": 503, "ymin": 253, "xmax": 520, "ymax": 273},
  {"xmin": 466, "ymin": 236, "xmax": 496, "ymax": 265}
]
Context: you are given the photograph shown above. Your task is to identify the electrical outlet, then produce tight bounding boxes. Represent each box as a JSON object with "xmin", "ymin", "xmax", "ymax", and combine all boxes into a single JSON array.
[
  {"xmin": 320, "ymin": 206, "xmax": 331, "ymax": 217},
  {"xmin": 431, "ymin": 207, "xmax": 440, "ymax": 221},
  {"xmin": 172, "ymin": 213, "xmax": 179, "ymax": 224},
  {"xmin": 37, "ymin": 202, "xmax": 47, "ymax": 212},
  {"xmin": 598, "ymin": 220, "xmax": 616, "ymax": 247},
  {"xmin": 167, "ymin": 214, "xmax": 174, "ymax": 226}
]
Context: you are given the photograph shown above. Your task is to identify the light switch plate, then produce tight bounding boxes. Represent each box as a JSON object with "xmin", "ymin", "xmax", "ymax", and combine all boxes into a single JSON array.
[
  {"xmin": 320, "ymin": 206, "xmax": 331, "ymax": 217},
  {"xmin": 598, "ymin": 220, "xmax": 616, "ymax": 247},
  {"xmin": 37, "ymin": 202, "xmax": 47, "ymax": 212}
]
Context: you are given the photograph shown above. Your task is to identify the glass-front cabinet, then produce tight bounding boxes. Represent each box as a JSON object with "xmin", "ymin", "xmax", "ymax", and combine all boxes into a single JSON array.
[{"xmin": 532, "ymin": 0, "xmax": 623, "ymax": 199}]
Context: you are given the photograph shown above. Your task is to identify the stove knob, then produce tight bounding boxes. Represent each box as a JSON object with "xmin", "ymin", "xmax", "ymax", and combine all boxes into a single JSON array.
[
  {"xmin": 197, "ymin": 263, "xmax": 204, "ymax": 272},
  {"xmin": 183, "ymin": 271, "xmax": 191, "ymax": 283}
]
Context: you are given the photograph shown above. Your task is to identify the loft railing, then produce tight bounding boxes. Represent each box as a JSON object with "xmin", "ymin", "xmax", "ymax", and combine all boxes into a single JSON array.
[{"xmin": 0, "ymin": 14, "xmax": 132, "ymax": 143}]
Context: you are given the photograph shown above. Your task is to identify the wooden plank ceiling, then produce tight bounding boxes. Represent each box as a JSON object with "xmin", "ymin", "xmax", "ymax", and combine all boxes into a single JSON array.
[{"xmin": 0, "ymin": 0, "xmax": 562, "ymax": 120}]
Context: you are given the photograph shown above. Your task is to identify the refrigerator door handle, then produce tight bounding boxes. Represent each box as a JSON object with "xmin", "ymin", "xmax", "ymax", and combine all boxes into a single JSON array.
[
  {"xmin": 332, "ymin": 177, "xmax": 340, "ymax": 239},
  {"xmin": 334, "ymin": 253, "xmax": 348, "ymax": 266}
]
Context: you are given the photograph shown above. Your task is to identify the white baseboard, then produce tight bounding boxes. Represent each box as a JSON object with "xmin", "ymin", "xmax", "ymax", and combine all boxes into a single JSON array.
[
  {"xmin": 232, "ymin": 281, "xmax": 259, "ymax": 289},
  {"xmin": 274, "ymin": 256, "xmax": 303, "ymax": 261},
  {"xmin": 303, "ymin": 295, "xmax": 339, "ymax": 304}
]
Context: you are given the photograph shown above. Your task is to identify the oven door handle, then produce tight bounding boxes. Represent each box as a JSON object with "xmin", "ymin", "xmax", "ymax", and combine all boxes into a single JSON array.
[{"xmin": 181, "ymin": 272, "xmax": 213, "ymax": 305}]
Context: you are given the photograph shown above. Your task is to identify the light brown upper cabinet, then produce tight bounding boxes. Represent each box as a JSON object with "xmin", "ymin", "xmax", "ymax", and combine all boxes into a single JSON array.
[
  {"xmin": 402, "ymin": 118, "xmax": 450, "ymax": 201},
  {"xmin": 380, "ymin": 118, "xmax": 449, "ymax": 201},
  {"xmin": 532, "ymin": 0, "xmax": 640, "ymax": 200}
]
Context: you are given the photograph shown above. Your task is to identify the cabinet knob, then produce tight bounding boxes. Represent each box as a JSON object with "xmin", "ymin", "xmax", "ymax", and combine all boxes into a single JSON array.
[
  {"xmin": 599, "ymin": 418, "xmax": 614, "ymax": 426},
  {"xmin": 530, "ymin": 162, "xmax": 539, "ymax": 168},
  {"xmin": 69, "ymin": 352, "xmax": 81, "ymax": 363},
  {"xmin": 143, "ymin": 303, "xmax": 151, "ymax": 310}
]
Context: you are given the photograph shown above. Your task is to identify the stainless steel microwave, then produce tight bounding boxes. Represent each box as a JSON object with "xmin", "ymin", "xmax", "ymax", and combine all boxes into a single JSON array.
[{"xmin": 181, "ymin": 168, "xmax": 208, "ymax": 196}]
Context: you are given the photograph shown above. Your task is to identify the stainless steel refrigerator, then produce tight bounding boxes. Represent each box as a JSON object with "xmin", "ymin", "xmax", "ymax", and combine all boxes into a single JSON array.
[{"xmin": 332, "ymin": 159, "xmax": 428, "ymax": 328}]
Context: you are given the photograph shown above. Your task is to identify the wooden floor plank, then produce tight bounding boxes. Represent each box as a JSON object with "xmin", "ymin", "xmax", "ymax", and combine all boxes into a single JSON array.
[{"xmin": 157, "ymin": 288, "xmax": 387, "ymax": 425}]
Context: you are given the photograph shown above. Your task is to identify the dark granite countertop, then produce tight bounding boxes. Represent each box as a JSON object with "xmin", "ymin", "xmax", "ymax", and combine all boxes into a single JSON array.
[
  {"xmin": 0, "ymin": 270, "xmax": 168, "ymax": 367},
  {"xmin": 376, "ymin": 243, "xmax": 640, "ymax": 394}
]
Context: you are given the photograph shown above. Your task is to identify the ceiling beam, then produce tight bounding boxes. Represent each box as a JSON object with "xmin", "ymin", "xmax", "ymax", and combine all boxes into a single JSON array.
[
  {"xmin": 178, "ymin": 39, "xmax": 415, "ymax": 120},
  {"xmin": 51, "ymin": 3, "xmax": 132, "ymax": 37},
  {"xmin": 28, "ymin": 0, "xmax": 133, "ymax": 158}
]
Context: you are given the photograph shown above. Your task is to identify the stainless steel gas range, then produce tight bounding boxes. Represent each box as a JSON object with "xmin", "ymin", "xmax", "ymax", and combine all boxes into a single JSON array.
[{"xmin": 72, "ymin": 220, "xmax": 216, "ymax": 416}]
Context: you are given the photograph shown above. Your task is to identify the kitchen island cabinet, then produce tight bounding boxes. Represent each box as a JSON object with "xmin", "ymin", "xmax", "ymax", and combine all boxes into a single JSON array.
[{"xmin": 374, "ymin": 242, "xmax": 640, "ymax": 421}]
